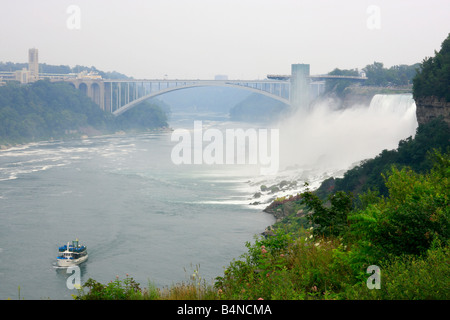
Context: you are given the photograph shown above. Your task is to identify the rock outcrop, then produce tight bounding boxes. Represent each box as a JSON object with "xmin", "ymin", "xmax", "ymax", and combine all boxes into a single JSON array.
[{"xmin": 415, "ymin": 96, "xmax": 450, "ymax": 126}]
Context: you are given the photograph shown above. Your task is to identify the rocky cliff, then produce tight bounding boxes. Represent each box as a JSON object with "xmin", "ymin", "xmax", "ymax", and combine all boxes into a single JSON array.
[{"xmin": 415, "ymin": 96, "xmax": 450, "ymax": 126}]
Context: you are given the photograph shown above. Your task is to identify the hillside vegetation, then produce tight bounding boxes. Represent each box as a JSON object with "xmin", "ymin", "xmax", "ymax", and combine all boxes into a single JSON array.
[
  {"xmin": 0, "ymin": 80, "xmax": 169, "ymax": 146},
  {"xmin": 229, "ymin": 93, "xmax": 290, "ymax": 122},
  {"xmin": 413, "ymin": 33, "xmax": 450, "ymax": 101}
]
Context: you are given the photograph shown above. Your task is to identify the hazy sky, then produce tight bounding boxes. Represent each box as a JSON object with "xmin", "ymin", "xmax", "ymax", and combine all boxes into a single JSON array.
[{"xmin": 1, "ymin": 0, "xmax": 449, "ymax": 79}]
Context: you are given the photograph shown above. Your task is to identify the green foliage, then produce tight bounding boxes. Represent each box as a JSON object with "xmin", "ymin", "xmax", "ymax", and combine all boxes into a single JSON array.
[
  {"xmin": 271, "ymin": 213, "xmax": 310, "ymax": 237},
  {"xmin": 325, "ymin": 68, "xmax": 359, "ymax": 97},
  {"xmin": 342, "ymin": 243, "xmax": 450, "ymax": 300},
  {"xmin": 0, "ymin": 80, "xmax": 110, "ymax": 144},
  {"xmin": 115, "ymin": 100, "xmax": 169, "ymax": 130},
  {"xmin": 0, "ymin": 80, "xmax": 169, "ymax": 145},
  {"xmin": 346, "ymin": 150, "xmax": 449, "ymax": 262},
  {"xmin": 214, "ymin": 229, "xmax": 301, "ymax": 300},
  {"xmin": 215, "ymin": 231, "xmax": 362, "ymax": 300},
  {"xmin": 75, "ymin": 275, "xmax": 143, "ymax": 300},
  {"xmin": 74, "ymin": 267, "xmax": 220, "ymax": 300},
  {"xmin": 363, "ymin": 62, "xmax": 420, "ymax": 87},
  {"xmin": 374, "ymin": 153, "xmax": 448, "ymax": 256},
  {"xmin": 324, "ymin": 63, "xmax": 419, "ymax": 98},
  {"xmin": 229, "ymin": 93, "xmax": 290, "ymax": 122},
  {"xmin": 300, "ymin": 188, "xmax": 353, "ymax": 237},
  {"xmin": 413, "ymin": 33, "xmax": 450, "ymax": 101}
]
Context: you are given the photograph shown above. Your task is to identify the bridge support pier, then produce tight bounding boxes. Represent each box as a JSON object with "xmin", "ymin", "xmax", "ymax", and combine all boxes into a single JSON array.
[
  {"xmin": 290, "ymin": 64, "xmax": 310, "ymax": 110},
  {"xmin": 65, "ymin": 79, "xmax": 106, "ymax": 110}
]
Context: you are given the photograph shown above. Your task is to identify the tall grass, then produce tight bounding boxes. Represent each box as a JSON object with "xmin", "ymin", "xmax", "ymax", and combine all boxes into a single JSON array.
[{"xmin": 74, "ymin": 266, "xmax": 219, "ymax": 300}]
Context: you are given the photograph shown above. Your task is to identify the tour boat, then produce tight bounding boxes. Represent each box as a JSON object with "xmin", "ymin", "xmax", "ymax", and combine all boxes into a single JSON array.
[{"xmin": 56, "ymin": 239, "xmax": 88, "ymax": 267}]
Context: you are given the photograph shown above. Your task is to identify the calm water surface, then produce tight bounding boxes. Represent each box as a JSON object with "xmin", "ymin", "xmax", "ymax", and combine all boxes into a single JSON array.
[{"xmin": 0, "ymin": 116, "xmax": 275, "ymax": 300}]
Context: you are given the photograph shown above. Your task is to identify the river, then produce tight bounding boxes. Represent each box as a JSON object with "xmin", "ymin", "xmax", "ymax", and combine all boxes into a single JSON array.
[{"xmin": 0, "ymin": 94, "xmax": 418, "ymax": 299}]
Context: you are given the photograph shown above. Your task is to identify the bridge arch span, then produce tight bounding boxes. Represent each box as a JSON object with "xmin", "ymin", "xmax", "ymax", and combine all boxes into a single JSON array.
[
  {"xmin": 91, "ymin": 82, "xmax": 102, "ymax": 106},
  {"xmin": 78, "ymin": 82, "xmax": 88, "ymax": 95},
  {"xmin": 112, "ymin": 82, "xmax": 290, "ymax": 116}
]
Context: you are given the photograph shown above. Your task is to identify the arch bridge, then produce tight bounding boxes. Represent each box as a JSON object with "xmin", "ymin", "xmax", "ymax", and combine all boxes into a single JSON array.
[{"xmin": 62, "ymin": 64, "xmax": 366, "ymax": 116}]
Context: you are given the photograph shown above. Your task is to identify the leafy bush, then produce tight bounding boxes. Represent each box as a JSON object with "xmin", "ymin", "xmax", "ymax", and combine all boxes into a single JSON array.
[
  {"xmin": 214, "ymin": 229, "xmax": 298, "ymax": 300},
  {"xmin": 75, "ymin": 275, "xmax": 142, "ymax": 300},
  {"xmin": 347, "ymin": 150, "xmax": 449, "ymax": 259},
  {"xmin": 301, "ymin": 189, "xmax": 353, "ymax": 237},
  {"xmin": 342, "ymin": 243, "xmax": 450, "ymax": 300},
  {"xmin": 74, "ymin": 270, "xmax": 219, "ymax": 300}
]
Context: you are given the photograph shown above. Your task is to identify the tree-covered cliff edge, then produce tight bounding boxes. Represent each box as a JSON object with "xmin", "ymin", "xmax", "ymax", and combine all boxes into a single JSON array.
[
  {"xmin": 413, "ymin": 33, "xmax": 450, "ymax": 126},
  {"xmin": 0, "ymin": 80, "xmax": 169, "ymax": 147}
]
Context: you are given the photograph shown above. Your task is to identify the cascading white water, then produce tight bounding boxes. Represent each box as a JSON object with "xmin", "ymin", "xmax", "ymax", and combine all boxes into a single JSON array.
[
  {"xmin": 277, "ymin": 93, "xmax": 418, "ymax": 174},
  {"xmin": 369, "ymin": 94, "xmax": 417, "ymax": 117},
  {"xmin": 246, "ymin": 93, "xmax": 419, "ymax": 209}
]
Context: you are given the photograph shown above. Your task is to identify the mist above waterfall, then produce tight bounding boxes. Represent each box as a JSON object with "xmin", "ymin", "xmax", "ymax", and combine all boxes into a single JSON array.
[{"xmin": 277, "ymin": 94, "xmax": 418, "ymax": 174}]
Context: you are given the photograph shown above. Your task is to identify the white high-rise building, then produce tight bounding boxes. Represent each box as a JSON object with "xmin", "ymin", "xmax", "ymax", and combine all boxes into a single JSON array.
[{"xmin": 28, "ymin": 48, "xmax": 39, "ymax": 81}]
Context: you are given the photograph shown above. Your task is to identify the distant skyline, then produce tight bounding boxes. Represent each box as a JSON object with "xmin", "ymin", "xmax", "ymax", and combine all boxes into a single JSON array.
[{"xmin": 1, "ymin": 0, "xmax": 449, "ymax": 79}]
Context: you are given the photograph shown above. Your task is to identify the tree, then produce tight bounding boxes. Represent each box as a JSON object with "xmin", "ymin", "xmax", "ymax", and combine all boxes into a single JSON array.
[
  {"xmin": 363, "ymin": 62, "xmax": 386, "ymax": 86},
  {"xmin": 324, "ymin": 68, "xmax": 359, "ymax": 97},
  {"xmin": 114, "ymin": 100, "xmax": 169, "ymax": 130},
  {"xmin": 300, "ymin": 188, "xmax": 353, "ymax": 237},
  {"xmin": 349, "ymin": 150, "xmax": 450, "ymax": 257},
  {"xmin": 362, "ymin": 62, "xmax": 420, "ymax": 86},
  {"xmin": 413, "ymin": 33, "xmax": 450, "ymax": 101}
]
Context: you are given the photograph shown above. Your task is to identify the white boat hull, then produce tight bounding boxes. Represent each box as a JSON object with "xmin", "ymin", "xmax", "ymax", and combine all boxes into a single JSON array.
[{"xmin": 56, "ymin": 254, "xmax": 88, "ymax": 267}]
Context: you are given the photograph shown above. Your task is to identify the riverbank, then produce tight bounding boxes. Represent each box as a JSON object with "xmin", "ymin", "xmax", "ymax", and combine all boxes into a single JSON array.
[{"xmin": 0, "ymin": 125, "xmax": 174, "ymax": 151}]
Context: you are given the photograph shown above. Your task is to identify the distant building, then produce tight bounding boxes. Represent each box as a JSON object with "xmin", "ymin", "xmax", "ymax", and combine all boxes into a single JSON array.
[
  {"xmin": 215, "ymin": 74, "xmax": 228, "ymax": 80},
  {"xmin": 15, "ymin": 68, "xmax": 31, "ymax": 83},
  {"xmin": 28, "ymin": 48, "xmax": 39, "ymax": 82},
  {"xmin": 76, "ymin": 70, "xmax": 102, "ymax": 79},
  {"xmin": 0, "ymin": 71, "xmax": 17, "ymax": 83}
]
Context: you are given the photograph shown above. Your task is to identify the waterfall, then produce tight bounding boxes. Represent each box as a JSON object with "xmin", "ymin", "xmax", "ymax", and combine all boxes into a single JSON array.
[
  {"xmin": 367, "ymin": 93, "xmax": 418, "ymax": 141},
  {"xmin": 369, "ymin": 94, "xmax": 417, "ymax": 117},
  {"xmin": 277, "ymin": 93, "xmax": 418, "ymax": 173},
  {"xmin": 248, "ymin": 93, "xmax": 420, "ymax": 209}
]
